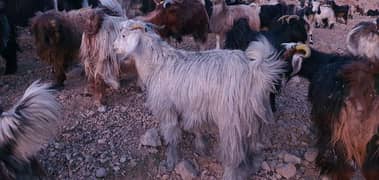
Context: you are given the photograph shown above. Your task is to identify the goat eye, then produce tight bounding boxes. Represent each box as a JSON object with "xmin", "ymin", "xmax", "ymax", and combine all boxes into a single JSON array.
[{"xmin": 122, "ymin": 35, "xmax": 126, "ymax": 38}]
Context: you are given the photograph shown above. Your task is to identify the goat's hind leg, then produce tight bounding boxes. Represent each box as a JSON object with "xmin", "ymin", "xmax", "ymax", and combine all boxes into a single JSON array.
[
  {"xmin": 316, "ymin": 132, "xmax": 354, "ymax": 180},
  {"xmin": 160, "ymin": 109, "xmax": 182, "ymax": 170}
]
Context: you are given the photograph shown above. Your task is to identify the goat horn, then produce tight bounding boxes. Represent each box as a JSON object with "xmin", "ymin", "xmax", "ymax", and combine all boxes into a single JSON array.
[
  {"xmin": 146, "ymin": 23, "xmax": 165, "ymax": 30},
  {"xmin": 295, "ymin": 44, "xmax": 311, "ymax": 58},
  {"xmin": 130, "ymin": 24, "xmax": 145, "ymax": 31},
  {"xmin": 278, "ymin": 15, "xmax": 300, "ymax": 24}
]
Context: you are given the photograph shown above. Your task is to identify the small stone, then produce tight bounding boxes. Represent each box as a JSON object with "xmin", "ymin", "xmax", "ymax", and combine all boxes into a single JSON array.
[
  {"xmin": 95, "ymin": 168, "xmax": 107, "ymax": 178},
  {"xmin": 113, "ymin": 166, "xmax": 120, "ymax": 172},
  {"xmin": 304, "ymin": 148, "xmax": 318, "ymax": 162},
  {"xmin": 284, "ymin": 153, "xmax": 301, "ymax": 164},
  {"xmin": 161, "ymin": 174, "xmax": 170, "ymax": 180},
  {"xmin": 97, "ymin": 139, "xmax": 106, "ymax": 144},
  {"xmin": 129, "ymin": 159, "xmax": 137, "ymax": 167},
  {"xmin": 261, "ymin": 161, "xmax": 271, "ymax": 171},
  {"xmin": 120, "ymin": 156, "xmax": 127, "ymax": 163},
  {"xmin": 140, "ymin": 128, "xmax": 162, "ymax": 147},
  {"xmin": 275, "ymin": 163, "xmax": 296, "ymax": 179},
  {"xmin": 97, "ymin": 105, "xmax": 107, "ymax": 113},
  {"xmin": 49, "ymin": 151, "xmax": 56, "ymax": 157},
  {"xmin": 175, "ymin": 160, "xmax": 199, "ymax": 180}
]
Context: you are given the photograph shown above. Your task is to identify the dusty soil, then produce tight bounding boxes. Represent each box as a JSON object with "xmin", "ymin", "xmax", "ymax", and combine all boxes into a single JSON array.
[{"xmin": 0, "ymin": 10, "xmax": 378, "ymax": 180}]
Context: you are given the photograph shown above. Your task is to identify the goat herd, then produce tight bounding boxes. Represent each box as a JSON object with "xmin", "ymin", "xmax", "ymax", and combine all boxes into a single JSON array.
[{"xmin": 0, "ymin": 0, "xmax": 379, "ymax": 179}]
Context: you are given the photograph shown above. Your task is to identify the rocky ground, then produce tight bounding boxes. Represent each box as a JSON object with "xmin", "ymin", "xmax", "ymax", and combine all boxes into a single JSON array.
[{"xmin": 0, "ymin": 13, "xmax": 377, "ymax": 180}]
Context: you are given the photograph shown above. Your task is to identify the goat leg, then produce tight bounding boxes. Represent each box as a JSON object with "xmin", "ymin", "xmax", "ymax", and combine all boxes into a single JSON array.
[
  {"xmin": 3, "ymin": 27, "xmax": 17, "ymax": 75},
  {"xmin": 193, "ymin": 130, "xmax": 209, "ymax": 156},
  {"xmin": 316, "ymin": 131, "xmax": 354, "ymax": 180},
  {"xmin": 94, "ymin": 78, "xmax": 106, "ymax": 106},
  {"xmin": 52, "ymin": 65, "xmax": 66, "ymax": 90},
  {"xmin": 160, "ymin": 109, "xmax": 181, "ymax": 170},
  {"xmin": 362, "ymin": 134, "xmax": 379, "ymax": 180},
  {"xmin": 215, "ymin": 34, "xmax": 221, "ymax": 49}
]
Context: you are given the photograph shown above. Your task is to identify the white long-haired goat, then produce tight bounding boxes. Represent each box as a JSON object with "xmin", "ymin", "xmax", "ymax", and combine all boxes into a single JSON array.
[
  {"xmin": 113, "ymin": 20, "xmax": 286, "ymax": 180},
  {"xmin": 0, "ymin": 81, "xmax": 61, "ymax": 179}
]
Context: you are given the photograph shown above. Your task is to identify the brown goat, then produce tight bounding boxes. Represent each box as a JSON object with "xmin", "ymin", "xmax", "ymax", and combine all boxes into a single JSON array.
[
  {"xmin": 31, "ymin": 8, "xmax": 103, "ymax": 88},
  {"xmin": 138, "ymin": 0, "xmax": 209, "ymax": 50},
  {"xmin": 330, "ymin": 59, "xmax": 379, "ymax": 179}
]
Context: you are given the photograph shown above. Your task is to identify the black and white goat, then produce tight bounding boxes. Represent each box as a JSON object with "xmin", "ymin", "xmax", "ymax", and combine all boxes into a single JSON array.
[
  {"xmin": 0, "ymin": 81, "xmax": 61, "ymax": 179},
  {"xmin": 311, "ymin": 0, "xmax": 336, "ymax": 29},
  {"xmin": 282, "ymin": 31, "xmax": 379, "ymax": 179},
  {"xmin": 225, "ymin": 15, "xmax": 310, "ymax": 111},
  {"xmin": 326, "ymin": 0, "xmax": 349, "ymax": 24},
  {"xmin": 347, "ymin": 19, "xmax": 379, "ymax": 59}
]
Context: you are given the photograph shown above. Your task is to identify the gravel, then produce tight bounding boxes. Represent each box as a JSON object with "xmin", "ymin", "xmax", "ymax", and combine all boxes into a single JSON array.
[{"xmin": 0, "ymin": 7, "xmax": 376, "ymax": 180}]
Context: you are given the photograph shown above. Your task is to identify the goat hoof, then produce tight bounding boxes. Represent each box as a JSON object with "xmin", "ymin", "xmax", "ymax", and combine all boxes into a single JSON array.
[
  {"xmin": 194, "ymin": 136, "xmax": 210, "ymax": 156},
  {"xmin": 165, "ymin": 148, "xmax": 179, "ymax": 170}
]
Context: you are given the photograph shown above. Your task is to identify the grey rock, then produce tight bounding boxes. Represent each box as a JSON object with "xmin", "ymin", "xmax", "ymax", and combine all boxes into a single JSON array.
[
  {"xmin": 175, "ymin": 160, "xmax": 199, "ymax": 180},
  {"xmin": 140, "ymin": 128, "xmax": 161, "ymax": 147},
  {"xmin": 275, "ymin": 163, "xmax": 296, "ymax": 179},
  {"xmin": 95, "ymin": 168, "xmax": 107, "ymax": 178},
  {"xmin": 284, "ymin": 153, "xmax": 301, "ymax": 164},
  {"xmin": 97, "ymin": 105, "xmax": 107, "ymax": 113}
]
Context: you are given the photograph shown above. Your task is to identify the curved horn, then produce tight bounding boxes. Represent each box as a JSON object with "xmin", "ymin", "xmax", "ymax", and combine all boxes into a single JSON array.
[
  {"xmin": 130, "ymin": 24, "xmax": 145, "ymax": 31},
  {"xmin": 146, "ymin": 22, "xmax": 165, "ymax": 30},
  {"xmin": 278, "ymin": 15, "xmax": 300, "ymax": 24},
  {"xmin": 295, "ymin": 44, "xmax": 311, "ymax": 58}
]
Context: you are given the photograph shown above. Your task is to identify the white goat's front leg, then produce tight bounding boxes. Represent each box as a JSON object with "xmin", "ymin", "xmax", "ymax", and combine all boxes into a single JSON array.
[
  {"xmin": 216, "ymin": 34, "xmax": 221, "ymax": 49},
  {"xmin": 194, "ymin": 130, "xmax": 209, "ymax": 156},
  {"xmin": 160, "ymin": 109, "xmax": 181, "ymax": 170},
  {"xmin": 53, "ymin": 0, "xmax": 58, "ymax": 10}
]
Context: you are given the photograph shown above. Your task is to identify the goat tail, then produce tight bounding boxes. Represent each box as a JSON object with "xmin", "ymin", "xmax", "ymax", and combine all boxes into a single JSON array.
[
  {"xmin": 0, "ymin": 81, "xmax": 61, "ymax": 160},
  {"xmin": 99, "ymin": 0, "xmax": 125, "ymax": 17},
  {"xmin": 244, "ymin": 36, "xmax": 286, "ymax": 123}
]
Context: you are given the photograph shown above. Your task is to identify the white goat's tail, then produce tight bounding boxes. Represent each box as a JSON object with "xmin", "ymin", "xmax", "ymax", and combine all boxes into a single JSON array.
[
  {"xmin": 100, "ymin": 0, "xmax": 125, "ymax": 17},
  {"xmin": 0, "ymin": 81, "xmax": 61, "ymax": 160},
  {"xmin": 244, "ymin": 36, "xmax": 286, "ymax": 123}
]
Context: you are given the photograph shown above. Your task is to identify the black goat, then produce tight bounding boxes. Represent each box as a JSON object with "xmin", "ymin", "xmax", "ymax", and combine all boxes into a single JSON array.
[
  {"xmin": 285, "ymin": 42, "xmax": 379, "ymax": 179},
  {"xmin": 326, "ymin": 0, "xmax": 349, "ymax": 24},
  {"xmin": 367, "ymin": 9, "xmax": 379, "ymax": 17},
  {"xmin": 225, "ymin": 15, "xmax": 309, "ymax": 111}
]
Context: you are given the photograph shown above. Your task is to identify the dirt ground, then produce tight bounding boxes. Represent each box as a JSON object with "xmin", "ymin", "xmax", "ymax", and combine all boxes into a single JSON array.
[{"xmin": 0, "ymin": 10, "xmax": 378, "ymax": 180}]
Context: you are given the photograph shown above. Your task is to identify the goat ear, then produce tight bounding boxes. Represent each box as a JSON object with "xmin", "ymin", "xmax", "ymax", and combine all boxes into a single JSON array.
[
  {"xmin": 290, "ymin": 54, "xmax": 304, "ymax": 77},
  {"xmin": 124, "ymin": 32, "xmax": 141, "ymax": 55}
]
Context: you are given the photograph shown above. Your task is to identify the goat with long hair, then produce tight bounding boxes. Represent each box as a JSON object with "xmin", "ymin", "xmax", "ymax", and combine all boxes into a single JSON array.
[
  {"xmin": 283, "ymin": 33, "xmax": 379, "ymax": 179},
  {"xmin": 31, "ymin": 0, "xmax": 121, "ymax": 89},
  {"xmin": 346, "ymin": 19, "xmax": 379, "ymax": 59},
  {"xmin": 31, "ymin": 7, "xmax": 103, "ymax": 88},
  {"xmin": 137, "ymin": 0, "xmax": 209, "ymax": 50},
  {"xmin": 210, "ymin": 0, "xmax": 260, "ymax": 49},
  {"xmin": 113, "ymin": 20, "xmax": 287, "ymax": 180},
  {"xmin": 79, "ymin": 0, "xmax": 127, "ymax": 106},
  {"xmin": 224, "ymin": 15, "xmax": 309, "ymax": 112},
  {"xmin": 0, "ymin": 81, "xmax": 61, "ymax": 179}
]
